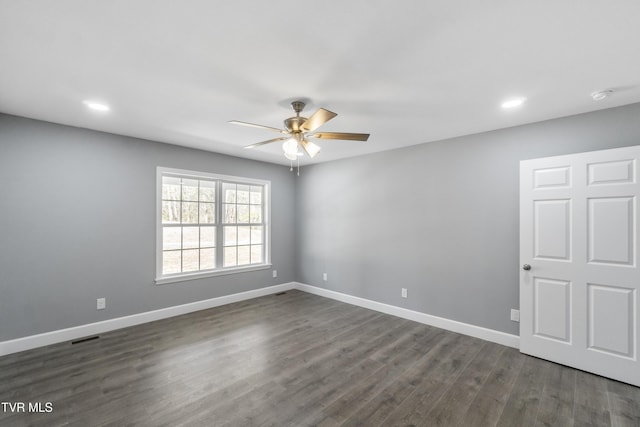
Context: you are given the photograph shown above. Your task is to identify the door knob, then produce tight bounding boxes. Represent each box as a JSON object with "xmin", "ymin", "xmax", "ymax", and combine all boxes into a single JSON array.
[{"xmin": 522, "ymin": 264, "xmax": 531, "ymax": 271}]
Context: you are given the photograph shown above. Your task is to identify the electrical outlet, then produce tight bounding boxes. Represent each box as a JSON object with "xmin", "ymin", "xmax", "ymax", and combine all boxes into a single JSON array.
[
  {"xmin": 401, "ymin": 288, "xmax": 408, "ymax": 298},
  {"xmin": 510, "ymin": 309, "xmax": 520, "ymax": 322},
  {"xmin": 97, "ymin": 298, "xmax": 106, "ymax": 310},
  {"xmin": 323, "ymin": 273, "xmax": 328, "ymax": 281},
  {"xmin": 272, "ymin": 270, "xmax": 277, "ymax": 278}
]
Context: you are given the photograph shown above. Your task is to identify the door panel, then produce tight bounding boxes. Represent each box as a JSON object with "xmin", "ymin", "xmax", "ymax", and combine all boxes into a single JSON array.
[
  {"xmin": 587, "ymin": 159, "xmax": 634, "ymax": 185},
  {"xmin": 587, "ymin": 197, "xmax": 634, "ymax": 265},
  {"xmin": 534, "ymin": 166, "xmax": 572, "ymax": 188},
  {"xmin": 587, "ymin": 283, "xmax": 635, "ymax": 358},
  {"xmin": 520, "ymin": 145, "xmax": 640, "ymax": 387},
  {"xmin": 534, "ymin": 199, "xmax": 571, "ymax": 260},
  {"xmin": 533, "ymin": 277, "xmax": 572, "ymax": 343}
]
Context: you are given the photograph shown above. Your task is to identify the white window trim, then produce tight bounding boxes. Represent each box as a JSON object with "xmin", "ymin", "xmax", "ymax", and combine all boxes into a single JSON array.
[{"xmin": 155, "ymin": 167, "xmax": 271, "ymax": 285}]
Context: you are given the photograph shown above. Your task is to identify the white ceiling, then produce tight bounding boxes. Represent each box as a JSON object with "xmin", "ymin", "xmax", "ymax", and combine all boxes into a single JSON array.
[{"xmin": 1, "ymin": 1, "xmax": 639, "ymax": 166}]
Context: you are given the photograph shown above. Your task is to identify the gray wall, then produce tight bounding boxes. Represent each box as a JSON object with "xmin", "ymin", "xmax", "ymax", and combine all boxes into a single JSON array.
[
  {"xmin": 3, "ymin": 103, "xmax": 640, "ymax": 342},
  {"xmin": 0, "ymin": 114, "xmax": 296, "ymax": 341},
  {"xmin": 295, "ymin": 102, "xmax": 640, "ymax": 335}
]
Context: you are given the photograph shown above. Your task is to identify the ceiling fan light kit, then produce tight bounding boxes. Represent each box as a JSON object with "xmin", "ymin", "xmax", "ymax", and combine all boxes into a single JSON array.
[
  {"xmin": 230, "ymin": 100, "xmax": 369, "ymax": 172},
  {"xmin": 282, "ymin": 138, "xmax": 299, "ymax": 160}
]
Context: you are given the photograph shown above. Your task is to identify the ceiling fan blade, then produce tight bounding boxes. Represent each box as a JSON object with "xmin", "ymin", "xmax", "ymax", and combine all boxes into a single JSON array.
[
  {"xmin": 229, "ymin": 120, "xmax": 287, "ymax": 134},
  {"xmin": 308, "ymin": 132, "xmax": 370, "ymax": 141},
  {"xmin": 244, "ymin": 136, "xmax": 290, "ymax": 149},
  {"xmin": 300, "ymin": 139, "xmax": 321, "ymax": 158},
  {"xmin": 299, "ymin": 108, "xmax": 337, "ymax": 132}
]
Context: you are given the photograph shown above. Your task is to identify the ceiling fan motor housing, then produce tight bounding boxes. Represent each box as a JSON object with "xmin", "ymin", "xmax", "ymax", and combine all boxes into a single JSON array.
[
  {"xmin": 285, "ymin": 101, "xmax": 307, "ymax": 132},
  {"xmin": 284, "ymin": 116, "xmax": 307, "ymax": 132}
]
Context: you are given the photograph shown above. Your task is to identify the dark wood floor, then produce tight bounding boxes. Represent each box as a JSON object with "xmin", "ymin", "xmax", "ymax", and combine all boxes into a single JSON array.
[{"xmin": 1, "ymin": 290, "xmax": 639, "ymax": 427}]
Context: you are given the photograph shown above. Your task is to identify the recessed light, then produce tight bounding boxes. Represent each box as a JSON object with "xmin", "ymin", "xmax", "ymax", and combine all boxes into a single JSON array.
[
  {"xmin": 501, "ymin": 98, "xmax": 527, "ymax": 109},
  {"xmin": 83, "ymin": 101, "xmax": 110, "ymax": 111},
  {"xmin": 591, "ymin": 90, "xmax": 613, "ymax": 101}
]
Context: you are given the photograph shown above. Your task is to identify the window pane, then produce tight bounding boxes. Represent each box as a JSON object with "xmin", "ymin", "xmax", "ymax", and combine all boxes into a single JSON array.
[
  {"xmin": 224, "ymin": 247, "xmax": 237, "ymax": 267},
  {"xmin": 223, "ymin": 183, "xmax": 236, "ymax": 203},
  {"xmin": 163, "ymin": 227, "xmax": 181, "ymax": 250},
  {"xmin": 224, "ymin": 226, "xmax": 237, "ymax": 246},
  {"xmin": 223, "ymin": 204, "xmax": 236, "ymax": 223},
  {"xmin": 162, "ymin": 201, "xmax": 180, "ymax": 224},
  {"xmin": 200, "ymin": 227, "xmax": 215, "ymax": 247},
  {"xmin": 237, "ymin": 204, "xmax": 249, "ymax": 223},
  {"xmin": 183, "ymin": 227, "xmax": 199, "ymax": 249},
  {"xmin": 200, "ymin": 248, "xmax": 215, "ymax": 270},
  {"xmin": 163, "ymin": 251, "xmax": 181, "ymax": 274},
  {"xmin": 251, "ymin": 245, "xmax": 263, "ymax": 264},
  {"xmin": 160, "ymin": 173, "xmax": 267, "ymax": 277},
  {"xmin": 250, "ymin": 186, "xmax": 262, "ymax": 204},
  {"xmin": 182, "ymin": 202, "xmax": 198, "ymax": 223},
  {"xmin": 162, "ymin": 176, "xmax": 181, "ymax": 200},
  {"xmin": 182, "ymin": 179, "xmax": 199, "ymax": 201},
  {"xmin": 238, "ymin": 226, "xmax": 250, "ymax": 245},
  {"xmin": 249, "ymin": 205, "xmax": 262, "ymax": 223},
  {"xmin": 251, "ymin": 226, "xmax": 263, "ymax": 244},
  {"xmin": 199, "ymin": 180, "xmax": 215, "ymax": 202},
  {"xmin": 199, "ymin": 202, "xmax": 215, "ymax": 224},
  {"xmin": 183, "ymin": 249, "xmax": 199, "ymax": 272},
  {"xmin": 237, "ymin": 184, "xmax": 250, "ymax": 203},
  {"xmin": 237, "ymin": 245, "xmax": 250, "ymax": 266}
]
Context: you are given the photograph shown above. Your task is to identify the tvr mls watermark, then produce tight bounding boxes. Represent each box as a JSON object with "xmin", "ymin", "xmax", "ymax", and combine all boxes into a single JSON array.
[{"xmin": 1, "ymin": 402, "xmax": 53, "ymax": 413}]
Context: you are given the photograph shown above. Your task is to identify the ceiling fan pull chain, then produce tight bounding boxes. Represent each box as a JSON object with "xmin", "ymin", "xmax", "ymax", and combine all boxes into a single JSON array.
[
  {"xmin": 290, "ymin": 159, "xmax": 293, "ymax": 172},
  {"xmin": 297, "ymin": 157, "xmax": 300, "ymax": 176}
]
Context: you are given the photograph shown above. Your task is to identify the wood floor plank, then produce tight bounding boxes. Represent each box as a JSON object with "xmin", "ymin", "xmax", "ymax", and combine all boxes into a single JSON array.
[
  {"xmin": 460, "ymin": 346, "xmax": 525, "ymax": 427},
  {"xmin": 495, "ymin": 355, "xmax": 549, "ymax": 427},
  {"xmin": 534, "ymin": 362, "xmax": 576, "ymax": 427},
  {"xmin": 424, "ymin": 340, "xmax": 506, "ymax": 426},
  {"xmin": 1, "ymin": 289, "xmax": 638, "ymax": 426},
  {"xmin": 607, "ymin": 379, "xmax": 640, "ymax": 427},
  {"xmin": 608, "ymin": 393, "xmax": 640, "ymax": 427},
  {"xmin": 318, "ymin": 332, "xmax": 434, "ymax": 425},
  {"xmin": 311, "ymin": 324, "xmax": 443, "ymax": 426},
  {"xmin": 339, "ymin": 327, "xmax": 450, "ymax": 426},
  {"xmin": 379, "ymin": 333, "xmax": 486, "ymax": 426},
  {"xmin": 572, "ymin": 370, "xmax": 613, "ymax": 427},
  {"xmin": 255, "ymin": 313, "xmax": 408, "ymax": 426}
]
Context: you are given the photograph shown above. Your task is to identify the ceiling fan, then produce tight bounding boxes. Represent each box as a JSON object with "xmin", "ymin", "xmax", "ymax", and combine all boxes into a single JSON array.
[{"xmin": 229, "ymin": 101, "xmax": 369, "ymax": 161}]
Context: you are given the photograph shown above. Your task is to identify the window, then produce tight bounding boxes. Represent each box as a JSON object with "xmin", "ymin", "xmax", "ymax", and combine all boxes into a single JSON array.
[
  {"xmin": 156, "ymin": 168, "xmax": 270, "ymax": 284},
  {"xmin": 221, "ymin": 182, "xmax": 265, "ymax": 267}
]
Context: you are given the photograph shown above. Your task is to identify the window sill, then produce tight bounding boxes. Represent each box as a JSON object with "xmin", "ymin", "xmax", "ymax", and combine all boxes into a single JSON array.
[{"xmin": 155, "ymin": 264, "xmax": 272, "ymax": 285}]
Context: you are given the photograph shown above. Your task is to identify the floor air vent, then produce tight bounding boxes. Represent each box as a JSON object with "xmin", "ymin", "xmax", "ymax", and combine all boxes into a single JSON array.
[{"xmin": 71, "ymin": 336, "xmax": 99, "ymax": 345}]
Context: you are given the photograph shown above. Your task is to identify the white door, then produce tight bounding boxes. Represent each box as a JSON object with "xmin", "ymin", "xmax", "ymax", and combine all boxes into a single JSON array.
[{"xmin": 520, "ymin": 145, "xmax": 640, "ymax": 387}]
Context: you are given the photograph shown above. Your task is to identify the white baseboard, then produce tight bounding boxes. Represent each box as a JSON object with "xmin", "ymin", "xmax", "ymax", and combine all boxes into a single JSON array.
[
  {"xmin": 0, "ymin": 281, "xmax": 519, "ymax": 357},
  {"xmin": 0, "ymin": 282, "xmax": 296, "ymax": 356},
  {"xmin": 293, "ymin": 282, "xmax": 520, "ymax": 349}
]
